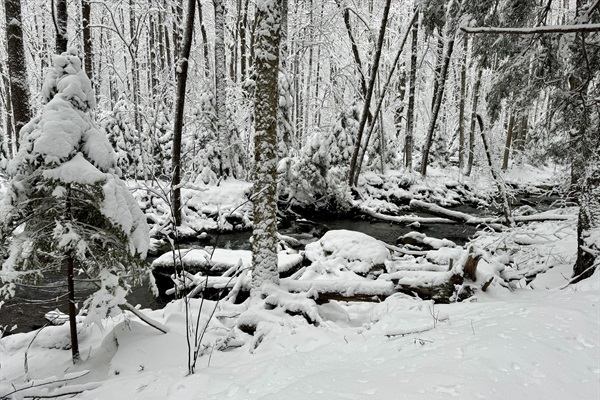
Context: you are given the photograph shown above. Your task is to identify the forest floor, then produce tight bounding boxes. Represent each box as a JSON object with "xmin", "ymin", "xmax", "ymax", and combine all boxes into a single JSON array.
[{"xmin": 1, "ymin": 163, "xmax": 598, "ymax": 400}]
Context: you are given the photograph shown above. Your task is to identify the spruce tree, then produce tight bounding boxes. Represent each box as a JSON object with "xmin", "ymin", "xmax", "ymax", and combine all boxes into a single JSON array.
[{"xmin": 0, "ymin": 51, "xmax": 149, "ymax": 363}]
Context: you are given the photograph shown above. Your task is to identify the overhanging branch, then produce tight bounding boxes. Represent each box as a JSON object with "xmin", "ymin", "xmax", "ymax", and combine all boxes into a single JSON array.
[{"xmin": 461, "ymin": 23, "xmax": 600, "ymax": 35}]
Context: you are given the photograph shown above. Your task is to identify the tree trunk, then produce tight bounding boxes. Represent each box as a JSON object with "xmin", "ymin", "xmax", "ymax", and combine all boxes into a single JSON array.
[
  {"xmin": 354, "ymin": 10, "xmax": 418, "ymax": 180},
  {"xmin": 251, "ymin": 0, "xmax": 281, "ymax": 296},
  {"xmin": 54, "ymin": 0, "xmax": 68, "ymax": 53},
  {"xmin": 213, "ymin": 0, "xmax": 229, "ymax": 176},
  {"xmin": 0, "ymin": 61, "xmax": 14, "ymax": 158},
  {"xmin": 172, "ymin": 0, "xmax": 196, "ymax": 227},
  {"xmin": 458, "ymin": 35, "xmax": 468, "ymax": 169},
  {"xmin": 464, "ymin": 67, "xmax": 482, "ymax": 176},
  {"xmin": 516, "ymin": 113, "xmax": 528, "ymax": 163},
  {"xmin": 4, "ymin": 0, "xmax": 31, "ymax": 149},
  {"xmin": 502, "ymin": 111, "xmax": 515, "ymax": 170},
  {"xmin": 430, "ymin": 35, "xmax": 444, "ymax": 110},
  {"xmin": 404, "ymin": 10, "xmax": 419, "ymax": 170},
  {"xmin": 336, "ymin": 0, "xmax": 367, "ymax": 98},
  {"xmin": 197, "ymin": 0, "xmax": 211, "ymax": 77},
  {"xmin": 66, "ymin": 255, "xmax": 80, "ymax": 364},
  {"xmin": 476, "ymin": 115, "xmax": 513, "ymax": 226},
  {"xmin": 239, "ymin": 0, "xmax": 249, "ymax": 81},
  {"xmin": 348, "ymin": 0, "xmax": 392, "ymax": 186},
  {"xmin": 81, "ymin": 0, "xmax": 93, "ymax": 82},
  {"xmin": 148, "ymin": 1, "xmax": 158, "ymax": 103},
  {"xmin": 572, "ymin": 148, "xmax": 600, "ymax": 282},
  {"xmin": 420, "ymin": 37, "xmax": 455, "ymax": 177}
]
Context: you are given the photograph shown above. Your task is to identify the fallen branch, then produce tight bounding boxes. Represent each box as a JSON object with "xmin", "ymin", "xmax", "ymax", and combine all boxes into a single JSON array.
[
  {"xmin": 119, "ymin": 302, "xmax": 169, "ymax": 334},
  {"xmin": 461, "ymin": 23, "xmax": 600, "ymax": 35},
  {"xmin": 383, "ymin": 243, "xmax": 429, "ymax": 256}
]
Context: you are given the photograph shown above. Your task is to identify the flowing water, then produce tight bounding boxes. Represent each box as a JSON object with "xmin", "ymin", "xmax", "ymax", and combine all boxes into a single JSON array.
[{"xmin": 0, "ymin": 198, "xmax": 550, "ymax": 335}]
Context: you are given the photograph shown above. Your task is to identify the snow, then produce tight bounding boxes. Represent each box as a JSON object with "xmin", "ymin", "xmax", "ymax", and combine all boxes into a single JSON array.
[
  {"xmin": 305, "ymin": 229, "xmax": 390, "ymax": 275},
  {"xmin": 152, "ymin": 248, "xmax": 302, "ymax": 275},
  {"xmin": 2, "ymin": 267, "xmax": 597, "ymax": 400}
]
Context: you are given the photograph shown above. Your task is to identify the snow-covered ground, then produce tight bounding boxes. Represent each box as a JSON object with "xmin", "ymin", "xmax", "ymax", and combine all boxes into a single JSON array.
[{"xmin": 1, "ymin": 216, "xmax": 598, "ymax": 400}]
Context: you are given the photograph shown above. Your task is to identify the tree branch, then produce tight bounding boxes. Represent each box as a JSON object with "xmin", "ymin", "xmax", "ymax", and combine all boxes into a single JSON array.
[{"xmin": 461, "ymin": 24, "xmax": 600, "ymax": 35}]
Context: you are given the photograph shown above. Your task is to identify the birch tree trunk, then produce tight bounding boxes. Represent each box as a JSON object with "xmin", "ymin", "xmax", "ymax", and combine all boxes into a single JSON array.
[
  {"xmin": 4, "ymin": 0, "xmax": 31, "ymax": 150},
  {"xmin": 251, "ymin": 0, "xmax": 281, "ymax": 296}
]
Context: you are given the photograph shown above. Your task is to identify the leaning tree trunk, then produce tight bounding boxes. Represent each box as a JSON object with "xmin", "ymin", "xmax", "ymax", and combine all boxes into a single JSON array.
[
  {"xmin": 458, "ymin": 35, "xmax": 468, "ymax": 169},
  {"xmin": 4, "ymin": 0, "xmax": 31, "ymax": 150},
  {"xmin": 464, "ymin": 67, "xmax": 482, "ymax": 176},
  {"xmin": 54, "ymin": 0, "xmax": 68, "ymax": 53},
  {"xmin": 172, "ymin": 0, "xmax": 196, "ymax": 227},
  {"xmin": 196, "ymin": 0, "xmax": 211, "ymax": 77},
  {"xmin": 502, "ymin": 111, "xmax": 515, "ymax": 170},
  {"xmin": 420, "ymin": 36, "xmax": 455, "ymax": 177},
  {"xmin": 251, "ymin": 0, "xmax": 281, "ymax": 296},
  {"xmin": 348, "ymin": 0, "xmax": 392, "ymax": 186},
  {"xmin": 476, "ymin": 115, "xmax": 513, "ymax": 226}
]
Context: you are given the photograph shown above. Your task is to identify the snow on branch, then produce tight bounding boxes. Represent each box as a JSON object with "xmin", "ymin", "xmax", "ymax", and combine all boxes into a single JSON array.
[{"xmin": 461, "ymin": 24, "xmax": 600, "ymax": 35}]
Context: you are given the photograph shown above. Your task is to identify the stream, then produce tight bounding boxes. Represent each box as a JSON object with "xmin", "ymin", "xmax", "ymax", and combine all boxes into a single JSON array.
[{"xmin": 0, "ymin": 197, "xmax": 550, "ymax": 335}]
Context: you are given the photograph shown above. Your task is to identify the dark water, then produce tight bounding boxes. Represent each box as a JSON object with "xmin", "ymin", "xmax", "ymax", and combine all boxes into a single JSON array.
[{"xmin": 0, "ymin": 199, "xmax": 539, "ymax": 335}]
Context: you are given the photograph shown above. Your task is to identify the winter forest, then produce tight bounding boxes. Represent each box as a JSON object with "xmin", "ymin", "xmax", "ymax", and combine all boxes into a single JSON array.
[{"xmin": 0, "ymin": 0, "xmax": 599, "ymax": 399}]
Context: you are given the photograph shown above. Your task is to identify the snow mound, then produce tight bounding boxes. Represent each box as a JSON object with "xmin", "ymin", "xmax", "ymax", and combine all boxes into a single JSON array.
[{"xmin": 305, "ymin": 229, "xmax": 390, "ymax": 275}]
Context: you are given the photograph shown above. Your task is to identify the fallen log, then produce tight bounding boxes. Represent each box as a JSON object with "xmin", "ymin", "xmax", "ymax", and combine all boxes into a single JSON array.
[
  {"xmin": 410, "ymin": 199, "xmax": 504, "ymax": 231},
  {"xmin": 360, "ymin": 205, "xmax": 455, "ymax": 225}
]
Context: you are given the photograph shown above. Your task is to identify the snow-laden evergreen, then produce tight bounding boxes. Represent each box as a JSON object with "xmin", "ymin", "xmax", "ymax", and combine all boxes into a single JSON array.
[{"xmin": 0, "ymin": 51, "xmax": 150, "ymax": 325}]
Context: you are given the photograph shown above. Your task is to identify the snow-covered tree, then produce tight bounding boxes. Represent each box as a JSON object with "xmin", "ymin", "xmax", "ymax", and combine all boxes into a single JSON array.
[
  {"xmin": 0, "ymin": 51, "xmax": 150, "ymax": 363},
  {"xmin": 251, "ymin": 0, "xmax": 282, "ymax": 296}
]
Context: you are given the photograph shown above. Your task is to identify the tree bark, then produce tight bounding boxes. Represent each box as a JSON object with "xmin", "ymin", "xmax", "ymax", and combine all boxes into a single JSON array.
[
  {"xmin": 66, "ymin": 255, "xmax": 80, "ymax": 364},
  {"xmin": 502, "ymin": 111, "xmax": 515, "ymax": 170},
  {"xmin": 251, "ymin": 0, "xmax": 281, "ymax": 296},
  {"xmin": 4, "ymin": 0, "xmax": 31, "ymax": 149},
  {"xmin": 54, "ymin": 0, "xmax": 68, "ymax": 53},
  {"xmin": 81, "ymin": 0, "xmax": 93, "ymax": 82},
  {"xmin": 172, "ymin": 0, "xmax": 197, "ymax": 226}
]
